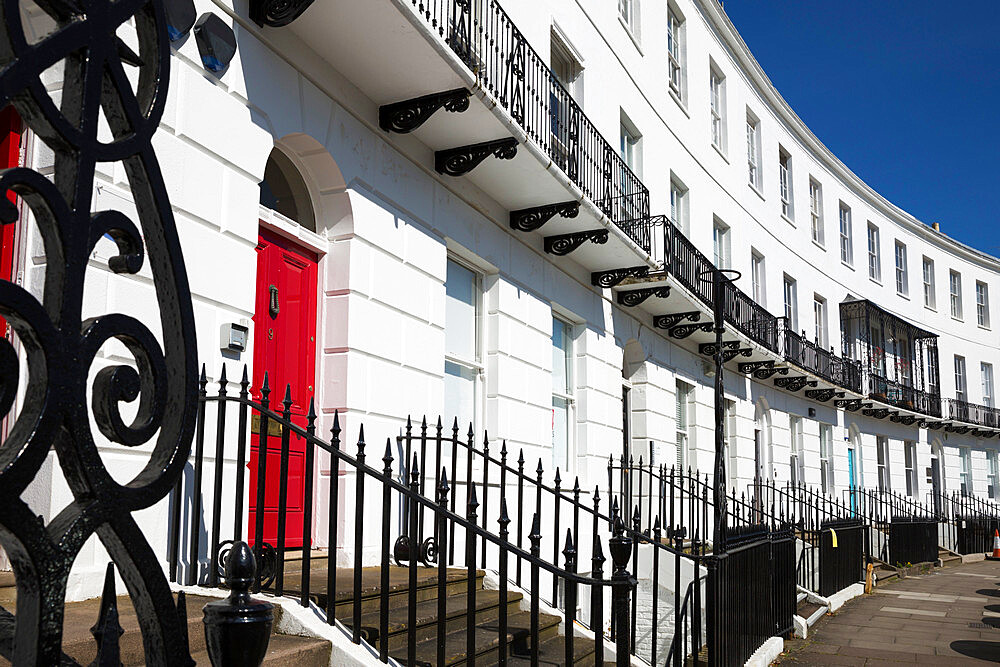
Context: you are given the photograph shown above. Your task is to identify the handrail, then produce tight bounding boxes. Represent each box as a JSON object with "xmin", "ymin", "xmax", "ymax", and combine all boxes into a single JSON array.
[
  {"xmin": 780, "ymin": 324, "xmax": 862, "ymax": 393},
  {"xmin": 867, "ymin": 373, "xmax": 942, "ymax": 418},
  {"xmin": 200, "ymin": 394, "xmax": 625, "ymax": 588}
]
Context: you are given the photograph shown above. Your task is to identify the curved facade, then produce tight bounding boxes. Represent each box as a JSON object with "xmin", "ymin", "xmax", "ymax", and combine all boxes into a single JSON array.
[{"xmin": 3, "ymin": 0, "xmax": 998, "ymax": 596}]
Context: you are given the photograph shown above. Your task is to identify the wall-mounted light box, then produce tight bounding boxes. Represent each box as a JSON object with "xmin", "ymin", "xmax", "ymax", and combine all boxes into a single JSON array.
[{"xmin": 220, "ymin": 323, "xmax": 249, "ymax": 352}]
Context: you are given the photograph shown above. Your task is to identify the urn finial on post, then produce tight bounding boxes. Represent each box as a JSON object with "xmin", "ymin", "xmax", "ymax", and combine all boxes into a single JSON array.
[{"xmin": 203, "ymin": 541, "xmax": 273, "ymax": 666}]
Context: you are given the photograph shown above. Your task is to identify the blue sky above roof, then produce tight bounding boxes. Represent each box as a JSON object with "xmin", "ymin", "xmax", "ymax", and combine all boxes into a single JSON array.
[{"xmin": 722, "ymin": 0, "xmax": 1000, "ymax": 258}]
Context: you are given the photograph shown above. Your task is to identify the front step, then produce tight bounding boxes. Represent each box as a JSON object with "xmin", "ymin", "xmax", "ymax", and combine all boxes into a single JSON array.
[
  {"xmin": 938, "ymin": 548, "xmax": 962, "ymax": 567},
  {"xmin": 0, "ymin": 589, "xmax": 329, "ymax": 667}
]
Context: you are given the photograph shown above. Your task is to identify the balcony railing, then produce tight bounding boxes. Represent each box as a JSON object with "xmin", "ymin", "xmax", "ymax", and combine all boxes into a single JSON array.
[
  {"xmin": 947, "ymin": 398, "xmax": 1000, "ymax": 429},
  {"xmin": 661, "ymin": 220, "xmax": 780, "ymax": 353},
  {"xmin": 409, "ymin": 0, "xmax": 651, "ymax": 251},
  {"xmin": 780, "ymin": 325, "xmax": 862, "ymax": 394},
  {"xmin": 868, "ymin": 374, "xmax": 942, "ymax": 418}
]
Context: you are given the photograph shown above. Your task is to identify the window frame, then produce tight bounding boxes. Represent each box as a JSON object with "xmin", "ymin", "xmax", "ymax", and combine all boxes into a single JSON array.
[
  {"xmin": 955, "ymin": 355, "xmax": 967, "ymax": 403},
  {"xmin": 904, "ymin": 441, "xmax": 916, "ymax": 497},
  {"xmin": 809, "ymin": 179, "xmax": 824, "ymax": 246},
  {"xmin": 789, "ymin": 416, "xmax": 804, "ymax": 486},
  {"xmin": 669, "ymin": 175, "xmax": 689, "ymax": 237},
  {"xmin": 783, "ymin": 275, "xmax": 797, "ymax": 330},
  {"xmin": 819, "ymin": 423, "xmax": 834, "ymax": 495},
  {"xmin": 960, "ymin": 447, "xmax": 973, "ymax": 496},
  {"xmin": 778, "ymin": 147, "xmax": 793, "ymax": 220},
  {"xmin": 988, "ymin": 450, "xmax": 1000, "ymax": 501},
  {"xmin": 982, "ymin": 362, "xmax": 994, "ymax": 408},
  {"xmin": 666, "ymin": 5, "xmax": 685, "ymax": 101},
  {"xmin": 813, "ymin": 294, "xmax": 828, "ymax": 348},
  {"xmin": 551, "ymin": 314, "xmax": 575, "ymax": 470},
  {"xmin": 751, "ymin": 250, "xmax": 766, "ymax": 308},
  {"xmin": 746, "ymin": 111, "xmax": 761, "ymax": 191},
  {"xmin": 976, "ymin": 281, "xmax": 990, "ymax": 328},
  {"xmin": 894, "ymin": 241, "xmax": 908, "ymax": 296},
  {"xmin": 709, "ymin": 65, "xmax": 726, "ymax": 152},
  {"xmin": 675, "ymin": 380, "xmax": 693, "ymax": 470},
  {"xmin": 950, "ymin": 270, "xmax": 963, "ymax": 320},
  {"xmin": 619, "ymin": 0, "xmax": 640, "ymax": 39},
  {"xmin": 876, "ymin": 436, "xmax": 890, "ymax": 491},
  {"xmin": 867, "ymin": 223, "xmax": 881, "ymax": 282},
  {"xmin": 713, "ymin": 217, "xmax": 731, "ymax": 269},
  {"xmin": 839, "ymin": 203, "xmax": 853, "ymax": 266},
  {"xmin": 922, "ymin": 256, "xmax": 936, "ymax": 310},
  {"xmin": 444, "ymin": 256, "xmax": 485, "ymax": 433}
]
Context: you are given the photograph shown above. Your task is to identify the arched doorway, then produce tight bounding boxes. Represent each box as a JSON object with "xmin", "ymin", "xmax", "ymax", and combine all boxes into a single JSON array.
[
  {"xmin": 753, "ymin": 400, "xmax": 773, "ymax": 484},
  {"xmin": 248, "ymin": 147, "xmax": 321, "ymax": 548}
]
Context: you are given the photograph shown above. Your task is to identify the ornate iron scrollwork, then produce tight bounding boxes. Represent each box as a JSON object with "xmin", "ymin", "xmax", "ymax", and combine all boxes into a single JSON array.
[
  {"xmin": 925, "ymin": 421, "xmax": 945, "ymax": 430},
  {"xmin": 668, "ymin": 322, "xmax": 714, "ymax": 340},
  {"xmin": 834, "ymin": 399, "xmax": 867, "ymax": 412},
  {"xmin": 435, "ymin": 138, "xmax": 518, "ymax": 177},
  {"xmin": 509, "ymin": 201, "xmax": 580, "ymax": 232},
  {"xmin": 739, "ymin": 360, "xmax": 773, "ymax": 375},
  {"xmin": 378, "ymin": 88, "xmax": 471, "ymax": 134},
  {"xmin": 616, "ymin": 286, "xmax": 670, "ymax": 307},
  {"xmin": 890, "ymin": 414, "xmax": 919, "ymax": 426},
  {"xmin": 653, "ymin": 311, "xmax": 701, "ymax": 330},
  {"xmin": 805, "ymin": 389, "xmax": 843, "ymax": 402},
  {"xmin": 698, "ymin": 341, "xmax": 740, "ymax": 356},
  {"xmin": 392, "ymin": 534, "xmax": 438, "ymax": 567},
  {"xmin": 250, "ymin": 0, "xmax": 317, "ymax": 27},
  {"xmin": 774, "ymin": 376, "xmax": 818, "ymax": 392},
  {"xmin": 544, "ymin": 229, "xmax": 608, "ymax": 255},
  {"xmin": 862, "ymin": 408, "xmax": 892, "ymax": 419},
  {"xmin": 0, "ymin": 0, "xmax": 198, "ymax": 664},
  {"xmin": 591, "ymin": 266, "xmax": 649, "ymax": 288}
]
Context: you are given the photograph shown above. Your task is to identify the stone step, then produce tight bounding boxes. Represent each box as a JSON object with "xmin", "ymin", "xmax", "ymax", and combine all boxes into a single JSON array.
[
  {"xmin": 345, "ymin": 587, "xmax": 525, "ymax": 652},
  {"xmin": 272, "ymin": 561, "xmax": 485, "ymax": 616},
  {"xmin": 797, "ymin": 601, "xmax": 823, "ymax": 620},
  {"xmin": 396, "ymin": 609, "xmax": 575, "ymax": 667},
  {"xmin": 189, "ymin": 633, "xmax": 331, "ymax": 667},
  {"xmin": 0, "ymin": 592, "xmax": 329, "ymax": 667}
]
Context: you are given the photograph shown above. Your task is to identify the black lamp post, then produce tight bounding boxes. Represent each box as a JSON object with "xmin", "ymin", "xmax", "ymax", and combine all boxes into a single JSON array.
[{"xmin": 700, "ymin": 268, "xmax": 741, "ymax": 553}]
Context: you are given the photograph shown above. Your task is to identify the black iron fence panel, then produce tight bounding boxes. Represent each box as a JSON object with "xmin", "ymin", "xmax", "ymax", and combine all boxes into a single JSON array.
[
  {"xmin": 780, "ymin": 325, "xmax": 862, "ymax": 393},
  {"xmin": 947, "ymin": 398, "xmax": 1000, "ymax": 429},
  {"xmin": 408, "ymin": 0, "xmax": 651, "ymax": 251},
  {"xmin": 957, "ymin": 516, "xmax": 1000, "ymax": 555},
  {"xmin": 819, "ymin": 521, "xmax": 865, "ymax": 597},
  {"xmin": 708, "ymin": 528, "xmax": 794, "ymax": 666},
  {"xmin": 888, "ymin": 520, "xmax": 939, "ymax": 566}
]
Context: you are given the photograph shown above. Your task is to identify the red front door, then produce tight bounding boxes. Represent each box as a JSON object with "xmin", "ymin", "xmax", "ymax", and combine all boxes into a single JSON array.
[
  {"xmin": 248, "ymin": 228, "xmax": 318, "ymax": 548},
  {"xmin": 0, "ymin": 107, "xmax": 22, "ymax": 338}
]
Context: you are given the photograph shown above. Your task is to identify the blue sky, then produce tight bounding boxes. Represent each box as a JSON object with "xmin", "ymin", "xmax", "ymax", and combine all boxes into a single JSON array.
[{"xmin": 722, "ymin": 1, "xmax": 1000, "ymax": 257}]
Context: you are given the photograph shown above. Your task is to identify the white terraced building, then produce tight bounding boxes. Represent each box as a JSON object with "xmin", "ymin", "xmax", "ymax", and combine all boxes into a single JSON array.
[{"xmin": 3, "ymin": 0, "xmax": 999, "ymax": 639}]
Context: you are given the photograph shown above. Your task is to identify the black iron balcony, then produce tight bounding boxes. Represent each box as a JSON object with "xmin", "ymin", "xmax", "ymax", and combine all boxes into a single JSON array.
[
  {"xmin": 661, "ymin": 219, "xmax": 779, "ymax": 353},
  {"xmin": 868, "ymin": 374, "xmax": 942, "ymax": 418},
  {"xmin": 409, "ymin": 0, "xmax": 651, "ymax": 251},
  {"xmin": 780, "ymin": 325, "xmax": 862, "ymax": 394},
  {"xmin": 946, "ymin": 398, "xmax": 1000, "ymax": 429}
]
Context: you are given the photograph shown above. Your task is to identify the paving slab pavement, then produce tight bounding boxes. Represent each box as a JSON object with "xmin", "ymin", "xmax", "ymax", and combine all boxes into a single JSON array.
[{"xmin": 775, "ymin": 560, "xmax": 1000, "ymax": 665}]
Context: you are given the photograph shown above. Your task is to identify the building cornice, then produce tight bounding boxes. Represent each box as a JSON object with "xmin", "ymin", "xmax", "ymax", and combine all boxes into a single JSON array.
[{"xmin": 698, "ymin": 0, "xmax": 1000, "ymax": 273}]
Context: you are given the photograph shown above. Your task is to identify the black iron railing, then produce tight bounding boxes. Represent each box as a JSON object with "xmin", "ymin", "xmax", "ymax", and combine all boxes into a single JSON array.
[
  {"xmin": 780, "ymin": 325, "xmax": 862, "ymax": 394},
  {"xmin": 408, "ymin": 0, "xmax": 651, "ymax": 251},
  {"xmin": 660, "ymin": 220, "xmax": 781, "ymax": 353},
  {"xmin": 752, "ymin": 481, "xmax": 865, "ymax": 597},
  {"xmin": 929, "ymin": 491, "xmax": 1000, "ymax": 555},
  {"xmin": 842, "ymin": 486, "xmax": 938, "ymax": 567},
  {"xmin": 946, "ymin": 398, "xmax": 1000, "ymax": 429},
  {"xmin": 867, "ymin": 374, "xmax": 942, "ymax": 418},
  {"xmin": 171, "ymin": 368, "xmax": 637, "ymax": 665}
]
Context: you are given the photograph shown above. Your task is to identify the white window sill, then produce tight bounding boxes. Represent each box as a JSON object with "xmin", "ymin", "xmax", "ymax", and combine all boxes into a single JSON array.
[
  {"xmin": 668, "ymin": 87, "xmax": 689, "ymax": 117},
  {"xmin": 979, "ymin": 324, "xmax": 992, "ymax": 332},
  {"xmin": 619, "ymin": 16, "xmax": 643, "ymax": 54},
  {"xmin": 897, "ymin": 291, "xmax": 910, "ymax": 300},
  {"xmin": 749, "ymin": 183, "xmax": 765, "ymax": 201},
  {"xmin": 781, "ymin": 214, "xmax": 795, "ymax": 228},
  {"xmin": 841, "ymin": 260, "xmax": 855, "ymax": 272},
  {"xmin": 812, "ymin": 239, "xmax": 826, "ymax": 252},
  {"xmin": 925, "ymin": 305, "xmax": 937, "ymax": 313},
  {"xmin": 711, "ymin": 142, "xmax": 728, "ymax": 163},
  {"xmin": 952, "ymin": 315, "xmax": 964, "ymax": 323},
  {"xmin": 870, "ymin": 277, "xmax": 882, "ymax": 287}
]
